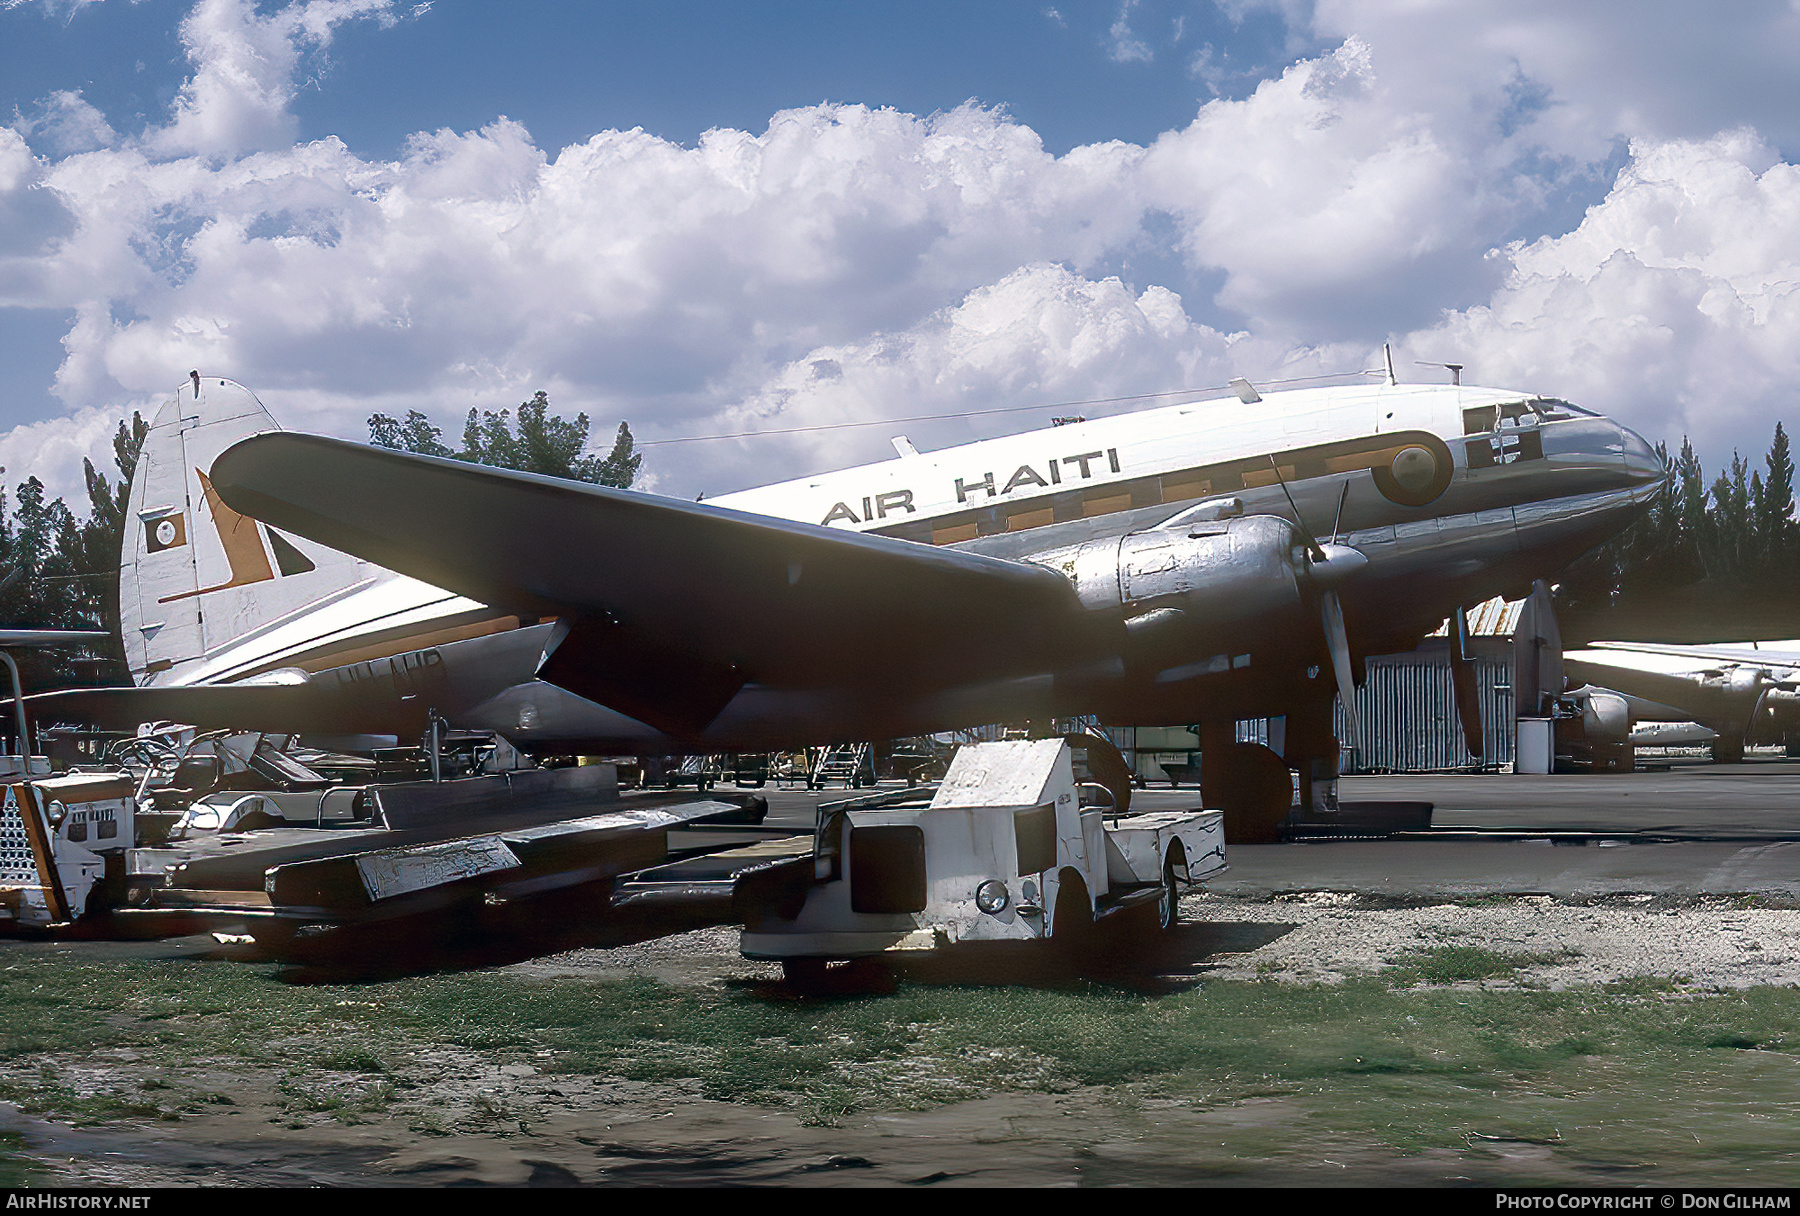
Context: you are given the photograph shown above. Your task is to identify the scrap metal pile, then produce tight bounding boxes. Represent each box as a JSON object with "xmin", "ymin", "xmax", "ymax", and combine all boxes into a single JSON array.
[{"xmin": 0, "ymin": 726, "xmax": 775, "ymax": 955}]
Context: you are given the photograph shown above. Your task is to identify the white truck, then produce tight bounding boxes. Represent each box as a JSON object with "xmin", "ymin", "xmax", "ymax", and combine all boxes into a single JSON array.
[{"xmin": 738, "ymin": 738, "xmax": 1226, "ymax": 980}]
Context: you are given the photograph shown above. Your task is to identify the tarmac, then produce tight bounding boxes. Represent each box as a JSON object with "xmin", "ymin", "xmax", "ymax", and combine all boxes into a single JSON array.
[{"xmin": 741, "ymin": 752, "xmax": 1800, "ymax": 906}]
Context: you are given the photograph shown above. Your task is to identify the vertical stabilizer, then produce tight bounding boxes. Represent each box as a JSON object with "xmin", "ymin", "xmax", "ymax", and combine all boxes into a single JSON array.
[{"xmin": 119, "ymin": 378, "xmax": 372, "ymax": 686}]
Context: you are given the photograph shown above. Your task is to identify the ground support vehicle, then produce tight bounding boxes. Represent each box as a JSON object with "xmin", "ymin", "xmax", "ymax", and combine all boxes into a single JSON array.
[{"xmin": 737, "ymin": 739, "xmax": 1226, "ymax": 978}]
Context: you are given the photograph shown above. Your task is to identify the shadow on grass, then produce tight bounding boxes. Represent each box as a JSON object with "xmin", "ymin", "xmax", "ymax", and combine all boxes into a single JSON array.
[
  {"xmin": 265, "ymin": 884, "xmax": 739, "ymax": 985},
  {"xmin": 732, "ymin": 919, "xmax": 1300, "ymax": 1001}
]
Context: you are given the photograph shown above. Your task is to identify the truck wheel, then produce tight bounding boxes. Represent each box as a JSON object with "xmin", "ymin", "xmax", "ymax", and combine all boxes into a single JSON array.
[
  {"xmin": 782, "ymin": 958, "xmax": 830, "ymax": 992},
  {"xmin": 1051, "ymin": 871, "xmax": 1094, "ymax": 963},
  {"xmin": 1158, "ymin": 848, "xmax": 1184, "ymax": 932}
]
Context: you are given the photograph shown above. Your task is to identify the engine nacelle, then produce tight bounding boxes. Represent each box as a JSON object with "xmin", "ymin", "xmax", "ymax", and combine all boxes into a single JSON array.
[
  {"xmin": 1699, "ymin": 665, "xmax": 1769, "ymax": 733},
  {"xmin": 1579, "ymin": 689, "xmax": 1631, "ymax": 748},
  {"xmin": 1028, "ymin": 515, "xmax": 1314, "ymax": 677}
]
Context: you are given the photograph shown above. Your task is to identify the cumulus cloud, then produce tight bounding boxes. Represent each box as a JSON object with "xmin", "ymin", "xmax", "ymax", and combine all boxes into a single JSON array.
[
  {"xmin": 1139, "ymin": 36, "xmax": 1515, "ymax": 333},
  {"xmin": 9, "ymin": 0, "xmax": 1800, "ymax": 505},
  {"xmin": 1400, "ymin": 130, "xmax": 1800, "ymax": 459},
  {"xmin": 696, "ymin": 263, "xmax": 1334, "ymax": 480},
  {"xmin": 0, "ymin": 401, "xmax": 138, "ymax": 501},
  {"xmin": 151, "ymin": 0, "xmax": 399, "ymax": 158},
  {"xmin": 1301, "ymin": 0, "xmax": 1800, "ymax": 160},
  {"xmin": 12, "ymin": 90, "xmax": 116, "ymax": 155}
]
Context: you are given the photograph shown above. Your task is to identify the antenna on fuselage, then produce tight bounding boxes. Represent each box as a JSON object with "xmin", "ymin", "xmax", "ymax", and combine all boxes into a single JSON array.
[
  {"xmin": 1382, "ymin": 343, "xmax": 1398, "ymax": 386},
  {"xmin": 1230, "ymin": 378, "xmax": 1262, "ymax": 403},
  {"xmin": 1416, "ymin": 360, "xmax": 1463, "ymax": 386}
]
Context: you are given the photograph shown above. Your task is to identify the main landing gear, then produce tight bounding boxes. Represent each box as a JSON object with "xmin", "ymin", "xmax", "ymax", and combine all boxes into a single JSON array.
[{"xmin": 1200, "ymin": 696, "xmax": 1342, "ymax": 844}]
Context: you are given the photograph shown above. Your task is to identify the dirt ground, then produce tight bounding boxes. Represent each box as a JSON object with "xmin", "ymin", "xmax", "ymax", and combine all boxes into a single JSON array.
[{"xmin": 5, "ymin": 895, "xmax": 1799, "ymax": 1187}]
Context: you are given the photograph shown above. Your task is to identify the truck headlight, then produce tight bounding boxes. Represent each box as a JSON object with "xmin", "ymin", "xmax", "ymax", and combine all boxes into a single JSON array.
[{"xmin": 975, "ymin": 880, "xmax": 1009, "ymax": 914}]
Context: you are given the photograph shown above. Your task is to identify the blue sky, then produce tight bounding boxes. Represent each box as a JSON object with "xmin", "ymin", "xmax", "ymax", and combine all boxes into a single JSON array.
[
  {"xmin": 6, "ymin": 0, "xmax": 1800, "ymax": 500},
  {"xmin": 2, "ymin": 2, "xmax": 1304, "ymax": 160}
]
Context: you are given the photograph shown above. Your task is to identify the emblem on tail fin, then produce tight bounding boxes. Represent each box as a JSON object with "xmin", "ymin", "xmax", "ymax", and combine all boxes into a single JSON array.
[
  {"xmin": 158, "ymin": 467, "xmax": 314, "ymax": 603},
  {"xmin": 142, "ymin": 509, "xmax": 187, "ymax": 554}
]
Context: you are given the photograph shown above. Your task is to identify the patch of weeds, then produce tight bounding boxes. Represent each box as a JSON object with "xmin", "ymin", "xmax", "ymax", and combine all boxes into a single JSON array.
[
  {"xmin": 316, "ymin": 1048, "xmax": 388, "ymax": 1075},
  {"xmin": 1386, "ymin": 946, "xmax": 1577, "ymax": 986},
  {"xmin": 276, "ymin": 1077, "xmax": 347, "ymax": 1116},
  {"xmin": 0, "ymin": 1129, "xmax": 35, "ymax": 1187},
  {"xmin": 0, "ymin": 1084, "xmax": 172, "ymax": 1126}
]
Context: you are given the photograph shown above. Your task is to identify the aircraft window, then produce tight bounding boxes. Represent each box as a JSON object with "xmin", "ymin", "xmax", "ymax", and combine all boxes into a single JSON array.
[
  {"xmin": 1530, "ymin": 397, "xmax": 1593, "ymax": 420},
  {"xmin": 1489, "ymin": 400, "xmax": 1540, "ymax": 428},
  {"xmin": 1462, "ymin": 406, "xmax": 1497, "ymax": 435}
]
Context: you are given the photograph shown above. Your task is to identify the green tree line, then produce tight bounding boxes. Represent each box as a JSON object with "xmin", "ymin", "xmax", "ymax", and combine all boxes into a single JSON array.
[
  {"xmin": 368, "ymin": 391, "xmax": 642, "ymax": 487},
  {"xmin": 1557, "ymin": 422, "xmax": 1800, "ymax": 636},
  {"xmin": 0, "ymin": 414, "xmax": 146, "ymax": 689}
]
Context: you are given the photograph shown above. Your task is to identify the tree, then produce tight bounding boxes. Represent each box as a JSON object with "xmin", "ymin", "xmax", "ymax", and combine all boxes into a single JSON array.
[
  {"xmin": 594, "ymin": 422, "xmax": 641, "ymax": 489},
  {"xmin": 367, "ymin": 410, "xmax": 453, "ymax": 458},
  {"xmin": 0, "ymin": 413, "xmax": 147, "ymax": 689},
  {"xmin": 370, "ymin": 392, "xmax": 642, "ymax": 487},
  {"xmin": 1756, "ymin": 421, "xmax": 1794, "ymax": 572}
]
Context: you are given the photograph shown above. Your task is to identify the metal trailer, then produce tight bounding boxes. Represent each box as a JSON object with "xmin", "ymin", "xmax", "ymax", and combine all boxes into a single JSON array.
[{"xmin": 738, "ymin": 739, "xmax": 1226, "ymax": 979}]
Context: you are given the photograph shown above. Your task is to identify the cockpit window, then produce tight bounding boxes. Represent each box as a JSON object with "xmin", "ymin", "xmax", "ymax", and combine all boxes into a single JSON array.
[
  {"xmin": 1464, "ymin": 398, "xmax": 1591, "ymax": 435},
  {"xmin": 1461, "ymin": 406, "xmax": 1497, "ymax": 435},
  {"xmin": 1530, "ymin": 397, "xmax": 1595, "ymax": 419}
]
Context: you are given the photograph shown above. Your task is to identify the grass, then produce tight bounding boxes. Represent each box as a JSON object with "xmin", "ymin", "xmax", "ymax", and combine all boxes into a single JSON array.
[{"xmin": 0, "ymin": 945, "xmax": 1793, "ymax": 1179}]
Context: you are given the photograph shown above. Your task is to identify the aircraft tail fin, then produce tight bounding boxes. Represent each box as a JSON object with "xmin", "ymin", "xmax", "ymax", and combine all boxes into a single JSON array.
[{"xmin": 119, "ymin": 377, "xmax": 373, "ymax": 686}]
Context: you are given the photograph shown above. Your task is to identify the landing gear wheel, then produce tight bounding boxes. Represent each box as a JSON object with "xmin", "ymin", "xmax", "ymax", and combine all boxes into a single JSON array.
[{"xmin": 1205, "ymin": 742, "xmax": 1293, "ymax": 844}]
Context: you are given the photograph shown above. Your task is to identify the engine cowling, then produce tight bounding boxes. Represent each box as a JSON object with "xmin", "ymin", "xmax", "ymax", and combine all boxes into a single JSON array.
[
  {"xmin": 1579, "ymin": 688, "xmax": 1631, "ymax": 748},
  {"xmin": 1029, "ymin": 514, "xmax": 1317, "ymax": 679}
]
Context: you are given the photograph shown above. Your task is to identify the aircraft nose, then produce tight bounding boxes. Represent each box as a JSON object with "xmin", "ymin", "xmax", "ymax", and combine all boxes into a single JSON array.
[{"xmin": 1616, "ymin": 422, "xmax": 1666, "ymax": 487}]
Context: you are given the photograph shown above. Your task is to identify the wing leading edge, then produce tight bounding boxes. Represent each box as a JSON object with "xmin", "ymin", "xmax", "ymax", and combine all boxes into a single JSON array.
[{"xmin": 208, "ymin": 434, "xmax": 1096, "ymax": 733}]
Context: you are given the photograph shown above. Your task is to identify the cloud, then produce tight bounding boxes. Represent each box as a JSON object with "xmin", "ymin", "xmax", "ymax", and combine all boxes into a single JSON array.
[
  {"xmin": 151, "ymin": 0, "xmax": 399, "ymax": 158},
  {"xmin": 12, "ymin": 90, "xmax": 116, "ymax": 155},
  {"xmin": 0, "ymin": 402, "xmax": 138, "ymax": 502},
  {"xmin": 1302, "ymin": 1, "xmax": 1800, "ymax": 160},
  {"xmin": 708, "ymin": 264, "xmax": 1251, "ymax": 476},
  {"xmin": 1398, "ymin": 130, "xmax": 1800, "ymax": 461},
  {"xmin": 0, "ymin": 0, "xmax": 104, "ymax": 20},
  {"xmin": 11, "ymin": 0, "xmax": 1800, "ymax": 507},
  {"xmin": 1107, "ymin": 0, "xmax": 1153, "ymax": 64},
  {"xmin": 1140, "ymin": 36, "xmax": 1512, "ymax": 333}
]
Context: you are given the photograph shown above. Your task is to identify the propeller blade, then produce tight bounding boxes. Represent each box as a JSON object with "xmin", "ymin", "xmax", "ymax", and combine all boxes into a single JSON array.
[
  {"xmin": 1449, "ymin": 607, "xmax": 1485, "ymax": 760},
  {"xmin": 1320, "ymin": 588, "xmax": 1359, "ymax": 751}
]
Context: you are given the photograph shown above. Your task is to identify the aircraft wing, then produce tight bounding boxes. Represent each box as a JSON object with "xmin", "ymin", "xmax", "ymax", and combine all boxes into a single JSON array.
[
  {"xmin": 0, "ymin": 630, "xmax": 112, "ymax": 647},
  {"xmin": 209, "ymin": 434, "xmax": 1094, "ymax": 734},
  {"xmin": 1587, "ymin": 640, "xmax": 1800, "ymax": 670},
  {"xmin": 31, "ymin": 682, "xmax": 431, "ymax": 735}
]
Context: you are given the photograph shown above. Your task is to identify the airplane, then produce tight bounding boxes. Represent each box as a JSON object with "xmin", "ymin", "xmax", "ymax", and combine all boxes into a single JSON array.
[
  {"xmin": 36, "ymin": 370, "xmax": 1666, "ymax": 840},
  {"xmin": 1564, "ymin": 640, "xmax": 1800, "ymax": 763}
]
